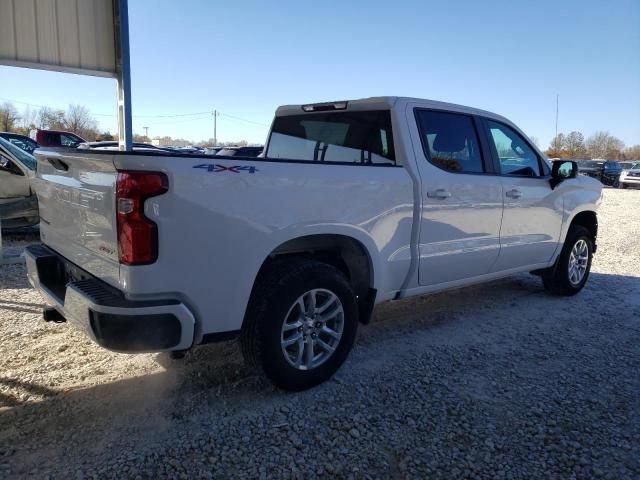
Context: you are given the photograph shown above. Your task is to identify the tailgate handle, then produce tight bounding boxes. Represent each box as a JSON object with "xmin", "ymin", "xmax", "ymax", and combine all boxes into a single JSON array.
[{"xmin": 47, "ymin": 158, "xmax": 69, "ymax": 172}]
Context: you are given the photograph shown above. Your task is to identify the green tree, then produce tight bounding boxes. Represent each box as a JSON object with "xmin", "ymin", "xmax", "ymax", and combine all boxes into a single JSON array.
[{"xmin": 547, "ymin": 133, "xmax": 566, "ymax": 157}]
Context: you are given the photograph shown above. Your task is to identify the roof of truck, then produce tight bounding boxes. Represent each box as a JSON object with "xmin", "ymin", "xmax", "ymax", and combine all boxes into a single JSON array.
[{"xmin": 275, "ymin": 96, "xmax": 511, "ymax": 124}]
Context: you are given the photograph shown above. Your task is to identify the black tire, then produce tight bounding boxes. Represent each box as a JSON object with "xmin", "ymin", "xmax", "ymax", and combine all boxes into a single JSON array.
[
  {"xmin": 542, "ymin": 225, "xmax": 594, "ymax": 296},
  {"xmin": 241, "ymin": 259, "xmax": 358, "ymax": 391}
]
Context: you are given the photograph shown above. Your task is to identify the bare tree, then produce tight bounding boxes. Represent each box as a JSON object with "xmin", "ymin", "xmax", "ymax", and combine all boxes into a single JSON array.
[
  {"xmin": 586, "ymin": 131, "xmax": 624, "ymax": 160},
  {"xmin": 563, "ymin": 131, "xmax": 587, "ymax": 159},
  {"xmin": 36, "ymin": 106, "xmax": 66, "ymax": 130},
  {"xmin": 623, "ymin": 145, "xmax": 640, "ymax": 160},
  {"xmin": 63, "ymin": 105, "xmax": 98, "ymax": 140},
  {"xmin": 0, "ymin": 102, "xmax": 20, "ymax": 132},
  {"xmin": 15, "ymin": 106, "xmax": 38, "ymax": 135},
  {"xmin": 529, "ymin": 136, "xmax": 541, "ymax": 148}
]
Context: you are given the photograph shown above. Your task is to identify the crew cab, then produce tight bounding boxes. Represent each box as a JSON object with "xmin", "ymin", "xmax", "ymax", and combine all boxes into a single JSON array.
[{"xmin": 25, "ymin": 97, "xmax": 602, "ymax": 390}]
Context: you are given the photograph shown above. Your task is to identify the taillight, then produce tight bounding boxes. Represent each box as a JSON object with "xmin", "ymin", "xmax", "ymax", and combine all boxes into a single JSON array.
[{"xmin": 116, "ymin": 171, "xmax": 168, "ymax": 265}]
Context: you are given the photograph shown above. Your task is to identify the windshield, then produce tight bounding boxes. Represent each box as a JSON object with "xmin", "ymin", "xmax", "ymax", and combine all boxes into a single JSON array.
[
  {"xmin": 0, "ymin": 136, "xmax": 37, "ymax": 170},
  {"xmin": 5, "ymin": 136, "xmax": 37, "ymax": 153}
]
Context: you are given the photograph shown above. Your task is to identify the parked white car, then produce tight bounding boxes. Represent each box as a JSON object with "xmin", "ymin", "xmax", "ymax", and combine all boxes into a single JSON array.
[
  {"xmin": 619, "ymin": 162, "xmax": 640, "ymax": 188},
  {"xmin": 0, "ymin": 136, "xmax": 39, "ymax": 228},
  {"xmin": 26, "ymin": 97, "xmax": 602, "ymax": 390}
]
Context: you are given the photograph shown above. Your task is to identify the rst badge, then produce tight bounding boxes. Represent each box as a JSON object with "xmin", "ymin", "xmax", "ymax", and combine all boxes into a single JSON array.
[{"xmin": 193, "ymin": 164, "xmax": 258, "ymax": 173}]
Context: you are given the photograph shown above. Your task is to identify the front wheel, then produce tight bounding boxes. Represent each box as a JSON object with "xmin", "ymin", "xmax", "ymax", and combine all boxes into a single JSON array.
[
  {"xmin": 241, "ymin": 259, "xmax": 358, "ymax": 391},
  {"xmin": 542, "ymin": 225, "xmax": 594, "ymax": 296}
]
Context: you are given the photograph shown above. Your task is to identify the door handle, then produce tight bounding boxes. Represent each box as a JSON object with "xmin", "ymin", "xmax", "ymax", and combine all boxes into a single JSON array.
[
  {"xmin": 47, "ymin": 158, "xmax": 69, "ymax": 172},
  {"xmin": 426, "ymin": 189, "xmax": 451, "ymax": 199},
  {"xmin": 505, "ymin": 189, "xmax": 522, "ymax": 199}
]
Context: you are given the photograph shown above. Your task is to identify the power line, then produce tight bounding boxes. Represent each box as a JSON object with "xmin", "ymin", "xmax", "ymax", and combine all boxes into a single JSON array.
[
  {"xmin": 555, "ymin": 94, "xmax": 559, "ymax": 139},
  {"xmin": 219, "ymin": 112, "xmax": 270, "ymax": 127},
  {"xmin": 0, "ymin": 96, "xmax": 268, "ymax": 126},
  {"xmin": 138, "ymin": 114, "xmax": 212, "ymax": 126}
]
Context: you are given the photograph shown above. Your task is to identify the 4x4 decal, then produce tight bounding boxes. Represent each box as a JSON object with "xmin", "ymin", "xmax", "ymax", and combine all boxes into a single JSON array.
[{"xmin": 193, "ymin": 163, "xmax": 258, "ymax": 173}]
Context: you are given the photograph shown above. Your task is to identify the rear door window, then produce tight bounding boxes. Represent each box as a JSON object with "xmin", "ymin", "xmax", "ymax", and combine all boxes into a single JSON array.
[
  {"xmin": 416, "ymin": 110, "xmax": 484, "ymax": 173},
  {"xmin": 267, "ymin": 110, "xmax": 395, "ymax": 165}
]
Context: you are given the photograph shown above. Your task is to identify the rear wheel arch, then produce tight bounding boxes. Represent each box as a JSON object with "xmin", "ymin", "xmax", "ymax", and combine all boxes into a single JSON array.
[{"xmin": 245, "ymin": 234, "xmax": 378, "ymax": 328}]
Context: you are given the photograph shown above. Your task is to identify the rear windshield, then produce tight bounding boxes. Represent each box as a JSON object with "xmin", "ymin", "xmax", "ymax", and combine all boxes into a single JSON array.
[{"xmin": 266, "ymin": 110, "xmax": 395, "ymax": 165}]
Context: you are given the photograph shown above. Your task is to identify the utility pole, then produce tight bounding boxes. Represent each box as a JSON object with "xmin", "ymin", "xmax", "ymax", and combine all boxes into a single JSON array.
[
  {"xmin": 213, "ymin": 110, "xmax": 219, "ymax": 146},
  {"xmin": 555, "ymin": 94, "xmax": 559, "ymax": 140},
  {"xmin": 143, "ymin": 126, "xmax": 149, "ymax": 139}
]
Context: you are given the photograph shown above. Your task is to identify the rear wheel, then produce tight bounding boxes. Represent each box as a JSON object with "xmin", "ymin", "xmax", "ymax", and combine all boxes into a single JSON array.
[
  {"xmin": 542, "ymin": 225, "xmax": 594, "ymax": 296},
  {"xmin": 241, "ymin": 259, "xmax": 358, "ymax": 391}
]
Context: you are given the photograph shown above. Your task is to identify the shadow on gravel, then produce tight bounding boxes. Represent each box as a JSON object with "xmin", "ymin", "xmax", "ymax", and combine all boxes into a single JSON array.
[
  {"xmin": 0, "ymin": 266, "xmax": 32, "ymax": 290},
  {"xmin": 0, "ymin": 378, "xmax": 58, "ymax": 407},
  {"xmin": 0, "ymin": 301, "xmax": 42, "ymax": 314},
  {"xmin": 1, "ymin": 270, "xmax": 638, "ymax": 472}
]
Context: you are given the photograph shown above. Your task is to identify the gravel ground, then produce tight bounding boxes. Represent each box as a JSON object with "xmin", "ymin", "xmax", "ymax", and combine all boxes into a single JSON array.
[{"xmin": 1, "ymin": 188, "xmax": 639, "ymax": 479}]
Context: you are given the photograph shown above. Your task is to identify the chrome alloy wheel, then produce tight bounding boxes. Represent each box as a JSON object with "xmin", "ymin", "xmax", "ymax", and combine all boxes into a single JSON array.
[
  {"xmin": 280, "ymin": 289, "xmax": 344, "ymax": 371},
  {"xmin": 568, "ymin": 239, "xmax": 589, "ymax": 286}
]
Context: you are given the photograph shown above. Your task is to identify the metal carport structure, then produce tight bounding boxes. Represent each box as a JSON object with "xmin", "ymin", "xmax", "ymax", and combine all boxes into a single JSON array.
[{"xmin": 0, "ymin": 0, "xmax": 132, "ymax": 263}]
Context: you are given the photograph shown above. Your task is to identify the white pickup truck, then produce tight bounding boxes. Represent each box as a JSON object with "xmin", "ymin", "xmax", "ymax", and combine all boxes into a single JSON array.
[{"xmin": 26, "ymin": 97, "xmax": 602, "ymax": 390}]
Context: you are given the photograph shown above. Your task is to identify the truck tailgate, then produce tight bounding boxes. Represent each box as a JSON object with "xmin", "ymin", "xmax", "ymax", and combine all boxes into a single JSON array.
[{"xmin": 33, "ymin": 149, "xmax": 120, "ymax": 288}]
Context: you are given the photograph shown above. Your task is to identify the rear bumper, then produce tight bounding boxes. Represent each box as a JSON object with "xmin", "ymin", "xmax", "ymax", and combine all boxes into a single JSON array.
[{"xmin": 25, "ymin": 244, "xmax": 195, "ymax": 352}]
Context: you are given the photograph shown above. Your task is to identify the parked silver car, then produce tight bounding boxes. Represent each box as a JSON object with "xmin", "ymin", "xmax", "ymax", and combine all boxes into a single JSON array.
[{"xmin": 0, "ymin": 136, "xmax": 38, "ymax": 229}]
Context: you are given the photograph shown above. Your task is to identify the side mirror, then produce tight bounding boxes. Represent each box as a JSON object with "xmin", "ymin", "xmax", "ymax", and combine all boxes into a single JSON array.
[
  {"xmin": 0, "ymin": 156, "xmax": 25, "ymax": 176},
  {"xmin": 0, "ymin": 156, "xmax": 11, "ymax": 170},
  {"xmin": 550, "ymin": 160, "xmax": 577, "ymax": 189}
]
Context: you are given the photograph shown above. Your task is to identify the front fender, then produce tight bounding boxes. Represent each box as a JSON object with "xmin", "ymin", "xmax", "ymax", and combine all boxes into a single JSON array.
[{"xmin": 558, "ymin": 176, "xmax": 602, "ymax": 245}]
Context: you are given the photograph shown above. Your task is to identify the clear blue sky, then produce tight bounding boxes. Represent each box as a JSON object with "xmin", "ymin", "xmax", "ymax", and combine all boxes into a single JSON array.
[{"xmin": 1, "ymin": 0, "xmax": 639, "ymax": 147}]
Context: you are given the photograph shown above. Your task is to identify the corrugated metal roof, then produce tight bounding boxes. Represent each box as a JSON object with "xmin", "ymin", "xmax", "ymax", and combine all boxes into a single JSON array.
[{"xmin": 0, "ymin": 0, "xmax": 117, "ymax": 77}]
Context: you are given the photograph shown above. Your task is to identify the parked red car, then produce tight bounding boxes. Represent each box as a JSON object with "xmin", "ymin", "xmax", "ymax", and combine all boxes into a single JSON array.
[{"xmin": 29, "ymin": 129, "xmax": 85, "ymax": 147}]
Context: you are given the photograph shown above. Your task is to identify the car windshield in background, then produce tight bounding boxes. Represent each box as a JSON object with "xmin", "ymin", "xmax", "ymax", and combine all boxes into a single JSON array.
[
  {"xmin": 216, "ymin": 148, "xmax": 240, "ymax": 156},
  {"xmin": 267, "ymin": 110, "xmax": 395, "ymax": 165},
  {"xmin": 216, "ymin": 147, "xmax": 263, "ymax": 157},
  {"xmin": 0, "ymin": 136, "xmax": 37, "ymax": 170},
  {"xmin": 2, "ymin": 135, "xmax": 38, "ymax": 154}
]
